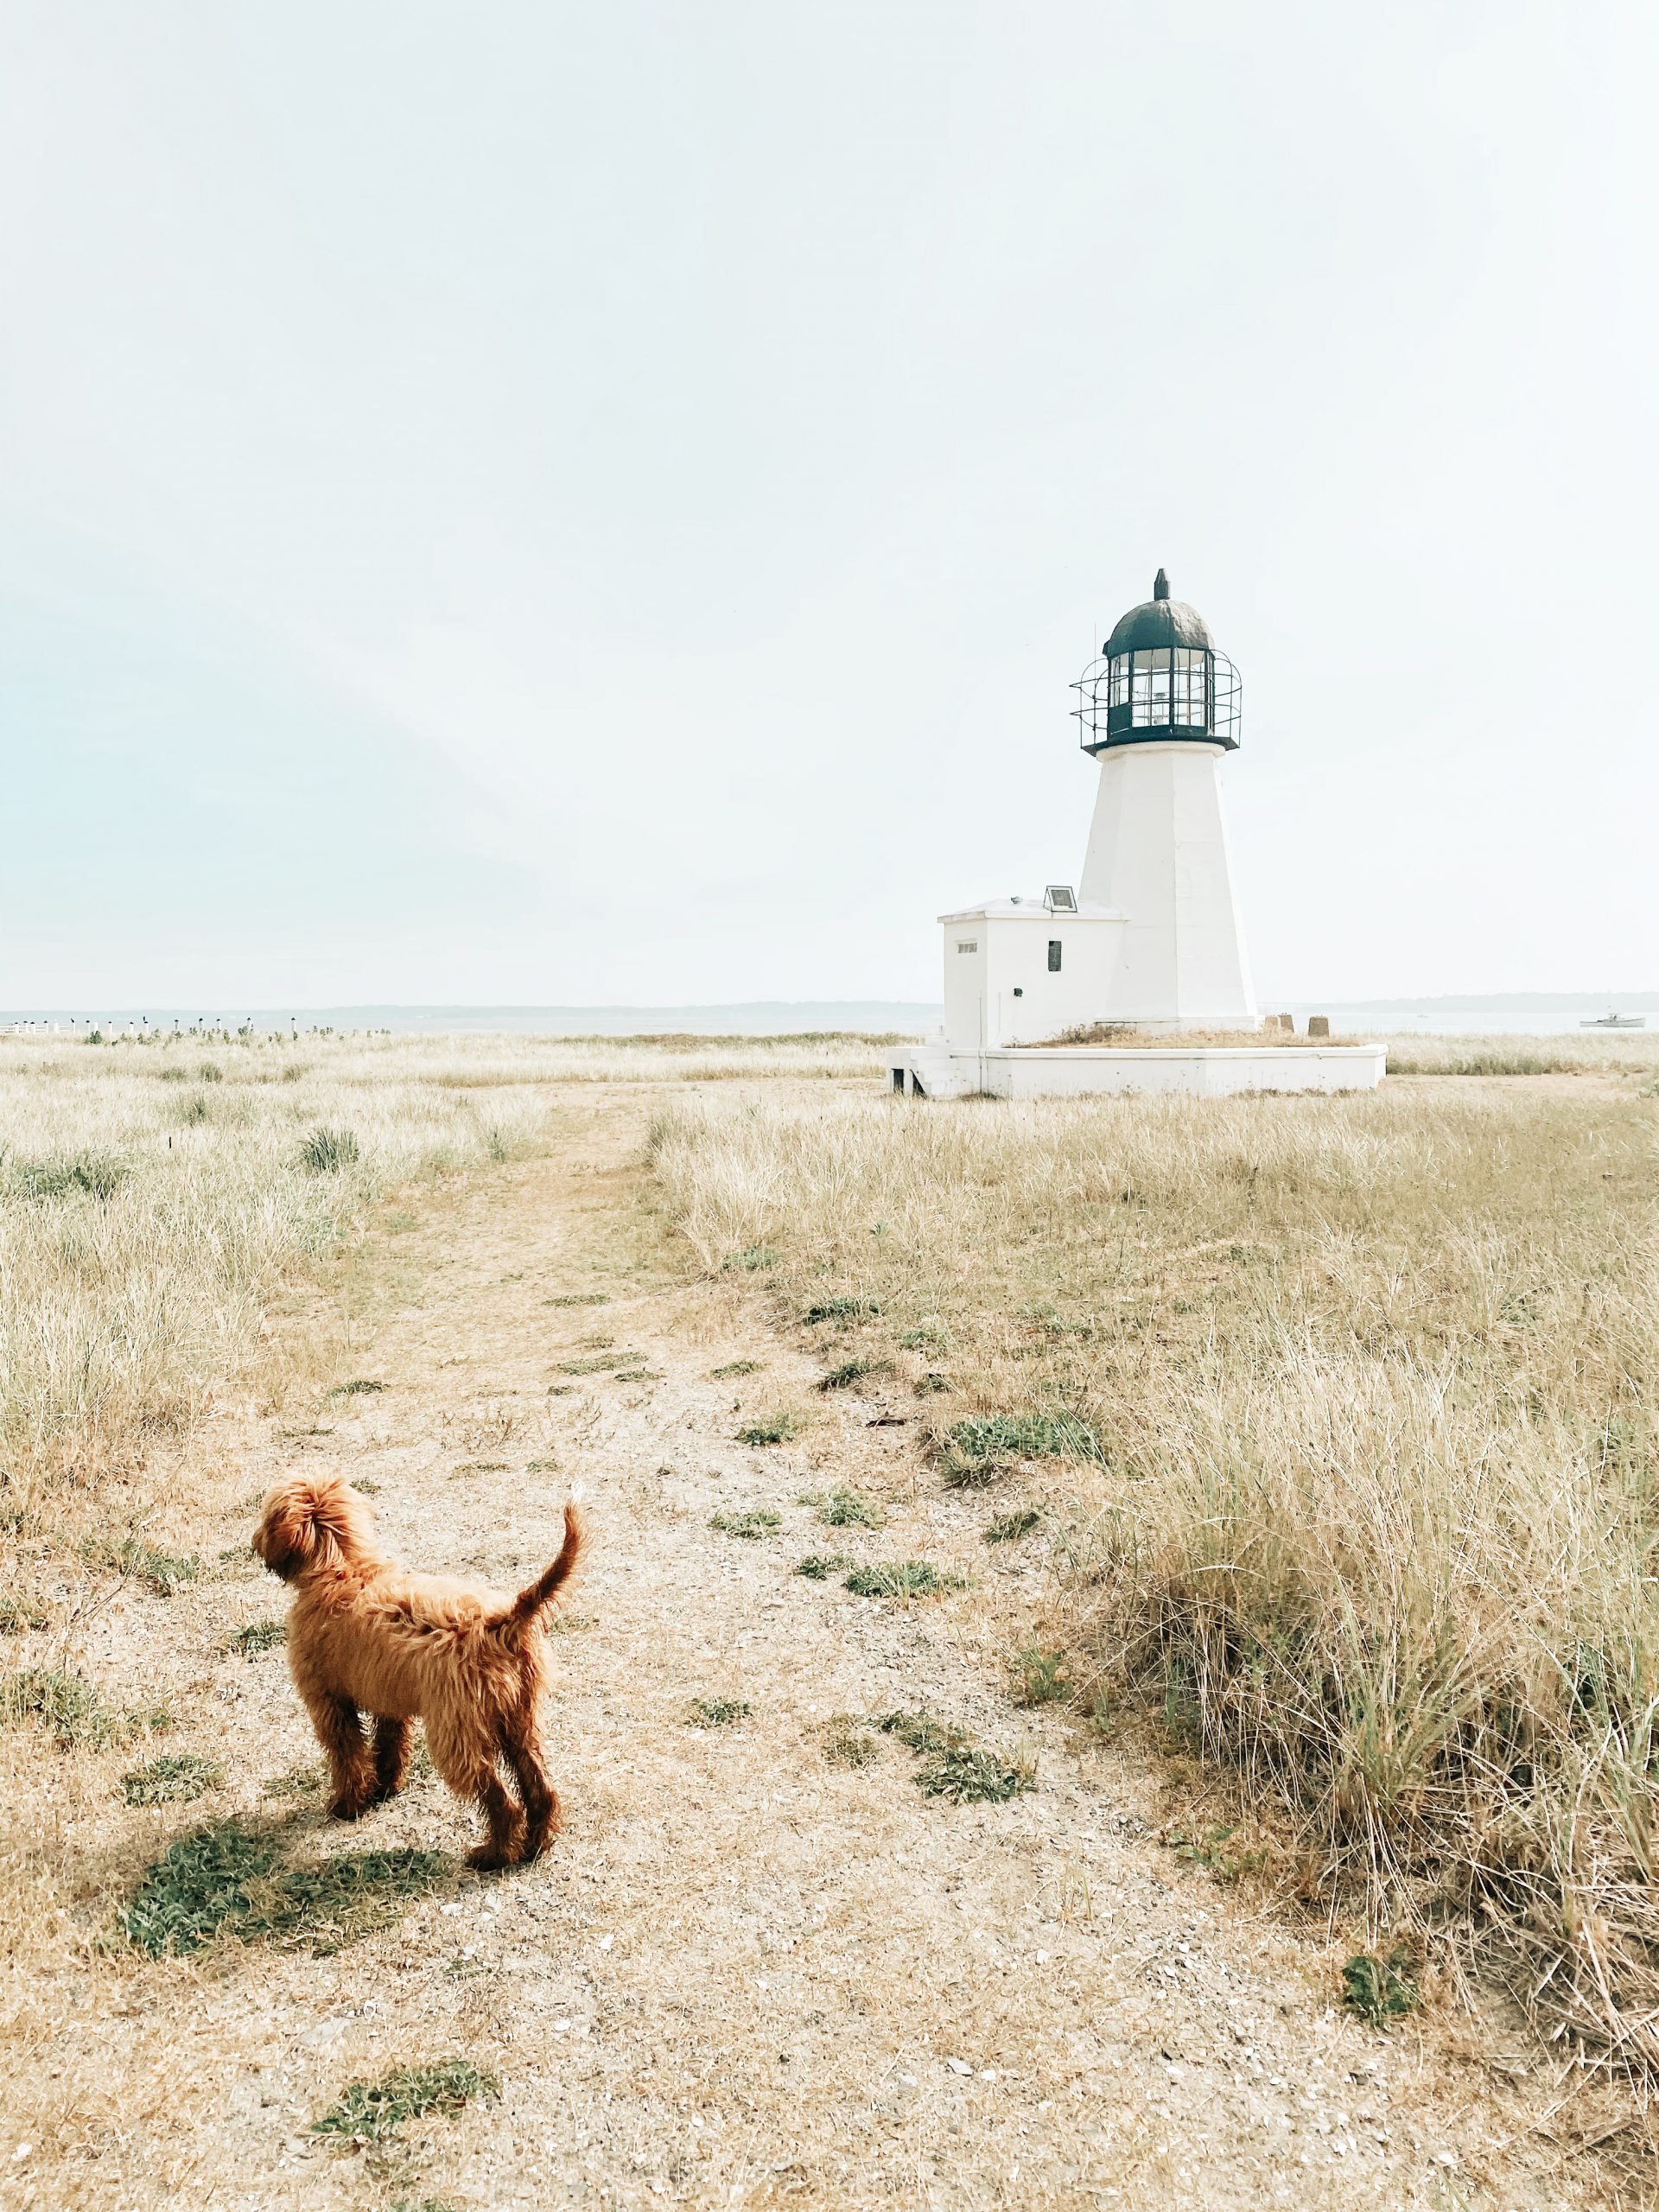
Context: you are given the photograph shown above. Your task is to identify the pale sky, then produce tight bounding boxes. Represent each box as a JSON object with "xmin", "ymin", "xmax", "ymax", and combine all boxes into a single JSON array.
[{"xmin": 3, "ymin": 0, "xmax": 1656, "ymax": 1007}]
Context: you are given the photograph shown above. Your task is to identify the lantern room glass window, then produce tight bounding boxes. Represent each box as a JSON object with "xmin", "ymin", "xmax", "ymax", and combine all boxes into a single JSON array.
[
  {"xmin": 1109, "ymin": 645, "xmax": 1210, "ymax": 730},
  {"xmin": 1171, "ymin": 647, "xmax": 1209, "ymax": 725}
]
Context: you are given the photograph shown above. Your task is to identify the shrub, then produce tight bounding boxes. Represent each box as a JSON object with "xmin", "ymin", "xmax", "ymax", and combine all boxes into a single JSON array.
[
  {"xmin": 301, "ymin": 1127, "xmax": 360, "ymax": 1173},
  {"xmin": 689, "ymin": 1697, "xmax": 751, "ymax": 1727}
]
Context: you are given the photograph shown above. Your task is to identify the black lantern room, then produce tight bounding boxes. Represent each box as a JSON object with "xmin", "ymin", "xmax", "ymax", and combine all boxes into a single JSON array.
[{"xmin": 1071, "ymin": 569, "xmax": 1241, "ymax": 755}]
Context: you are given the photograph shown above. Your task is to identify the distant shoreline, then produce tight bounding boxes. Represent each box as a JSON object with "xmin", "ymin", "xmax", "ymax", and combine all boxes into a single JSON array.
[{"xmin": 3, "ymin": 993, "xmax": 1654, "ymax": 1040}]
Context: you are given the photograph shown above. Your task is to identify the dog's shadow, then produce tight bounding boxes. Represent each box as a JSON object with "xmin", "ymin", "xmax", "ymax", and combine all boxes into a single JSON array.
[{"xmin": 114, "ymin": 1787, "xmax": 464, "ymax": 1961}]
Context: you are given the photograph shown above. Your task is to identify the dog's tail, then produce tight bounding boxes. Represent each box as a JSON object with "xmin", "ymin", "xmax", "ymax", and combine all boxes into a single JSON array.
[{"xmin": 499, "ymin": 1501, "xmax": 585, "ymax": 1638}]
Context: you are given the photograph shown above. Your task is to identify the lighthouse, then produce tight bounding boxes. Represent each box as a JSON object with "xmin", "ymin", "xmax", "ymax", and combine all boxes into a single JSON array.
[
  {"xmin": 894, "ymin": 567, "xmax": 1385, "ymax": 1097},
  {"xmin": 1071, "ymin": 568, "xmax": 1255, "ymax": 1032}
]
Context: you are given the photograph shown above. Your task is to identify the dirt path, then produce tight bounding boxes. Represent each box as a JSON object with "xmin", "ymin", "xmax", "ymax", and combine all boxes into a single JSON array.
[{"xmin": 7, "ymin": 1096, "xmax": 1605, "ymax": 2209}]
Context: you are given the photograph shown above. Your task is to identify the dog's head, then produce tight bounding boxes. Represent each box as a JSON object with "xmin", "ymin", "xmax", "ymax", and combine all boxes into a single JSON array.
[{"xmin": 252, "ymin": 1474, "xmax": 376, "ymax": 1582}]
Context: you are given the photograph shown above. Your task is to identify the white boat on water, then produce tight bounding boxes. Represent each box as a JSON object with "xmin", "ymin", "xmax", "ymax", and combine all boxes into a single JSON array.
[{"xmin": 1580, "ymin": 1013, "xmax": 1646, "ymax": 1029}]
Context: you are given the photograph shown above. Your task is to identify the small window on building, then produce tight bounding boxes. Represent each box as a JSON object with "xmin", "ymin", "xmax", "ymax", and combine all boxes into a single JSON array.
[
  {"xmin": 957, "ymin": 939, "xmax": 978, "ymax": 954},
  {"xmin": 1047, "ymin": 940, "xmax": 1062, "ymax": 972},
  {"xmin": 1045, "ymin": 884, "xmax": 1077, "ymax": 913}
]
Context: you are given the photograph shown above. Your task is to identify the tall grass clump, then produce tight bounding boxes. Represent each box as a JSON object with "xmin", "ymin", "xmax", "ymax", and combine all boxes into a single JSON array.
[
  {"xmin": 0, "ymin": 1040, "xmax": 550, "ymax": 1510},
  {"xmin": 651, "ymin": 1082, "xmax": 1659, "ymax": 2064}
]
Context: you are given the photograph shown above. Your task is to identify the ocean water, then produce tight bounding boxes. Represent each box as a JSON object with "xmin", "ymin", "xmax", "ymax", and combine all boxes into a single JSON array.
[{"xmin": 3, "ymin": 996, "xmax": 1653, "ymax": 1039}]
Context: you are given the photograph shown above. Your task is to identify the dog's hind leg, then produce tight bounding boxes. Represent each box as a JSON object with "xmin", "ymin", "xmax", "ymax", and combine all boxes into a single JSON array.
[
  {"xmin": 500, "ymin": 1710, "xmax": 560, "ymax": 1862},
  {"xmin": 428, "ymin": 1716, "xmax": 525, "ymax": 1871},
  {"xmin": 306, "ymin": 1690, "xmax": 374, "ymax": 1820},
  {"xmin": 370, "ymin": 1716, "xmax": 412, "ymax": 1803}
]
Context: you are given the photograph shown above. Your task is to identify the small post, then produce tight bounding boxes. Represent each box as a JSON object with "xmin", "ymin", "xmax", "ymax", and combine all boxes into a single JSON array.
[
  {"xmin": 1307, "ymin": 1015, "xmax": 1330, "ymax": 1039},
  {"xmin": 1275, "ymin": 1012, "xmax": 1294, "ymax": 1032}
]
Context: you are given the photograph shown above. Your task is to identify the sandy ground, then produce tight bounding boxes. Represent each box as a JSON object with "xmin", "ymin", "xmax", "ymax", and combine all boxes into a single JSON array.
[{"xmin": 0, "ymin": 1090, "xmax": 1627, "ymax": 2209}]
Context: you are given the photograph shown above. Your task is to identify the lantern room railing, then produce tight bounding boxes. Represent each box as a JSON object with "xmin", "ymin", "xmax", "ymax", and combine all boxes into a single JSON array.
[{"xmin": 1072, "ymin": 647, "xmax": 1241, "ymax": 754}]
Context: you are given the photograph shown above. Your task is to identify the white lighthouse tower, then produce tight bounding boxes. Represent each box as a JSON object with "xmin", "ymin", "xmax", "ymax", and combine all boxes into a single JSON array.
[
  {"xmin": 1074, "ymin": 567, "xmax": 1255, "ymax": 1031},
  {"xmin": 895, "ymin": 568, "xmax": 1384, "ymax": 1098}
]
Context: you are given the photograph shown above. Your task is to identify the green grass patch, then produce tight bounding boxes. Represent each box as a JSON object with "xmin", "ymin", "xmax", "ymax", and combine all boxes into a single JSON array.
[
  {"xmin": 915, "ymin": 1746, "xmax": 1035, "ymax": 1805},
  {"xmin": 812, "ymin": 1486, "xmax": 885, "ymax": 1529},
  {"xmin": 722, "ymin": 1244, "xmax": 779, "ymax": 1272},
  {"xmin": 794, "ymin": 1553, "xmax": 852, "ymax": 1580},
  {"xmin": 555, "ymin": 1351, "xmax": 640, "ymax": 1376},
  {"xmin": 311, "ymin": 2056, "xmax": 499, "ymax": 2145},
  {"xmin": 1013, "ymin": 1647, "xmax": 1071, "ymax": 1707},
  {"xmin": 844, "ymin": 1560, "xmax": 964, "ymax": 1599},
  {"xmin": 123, "ymin": 1752, "xmax": 223, "ymax": 1805},
  {"xmin": 983, "ymin": 1509, "xmax": 1041, "ymax": 1543},
  {"xmin": 878, "ymin": 1710, "xmax": 969, "ymax": 1755},
  {"xmin": 804, "ymin": 1296, "xmax": 879, "ymax": 1325},
  {"xmin": 119, "ymin": 1823, "xmax": 453, "ymax": 1957},
  {"xmin": 12, "ymin": 1150, "xmax": 130, "ymax": 1201},
  {"xmin": 689, "ymin": 1697, "xmax": 752, "ymax": 1727},
  {"xmin": 81, "ymin": 1535, "xmax": 200, "ymax": 1596},
  {"xmin": 822, "ymin": 1719, "xmax": 880, "ymax": 1768},
  {"xmin": 2, "ymin": 1667, "xmax": 127, "ymax": 1747},
  {"xmin": 818, "ymin": 1358, "xmax": 892, "ymax": 1392},
  {"xmin": 736, "ymin": 1413, "xmax": 800, "ymax": 1447},
  {"xmin": 710, "ymin": 1509, "xmax": 782, "ymax": 1540},
  {"xmin": 711, "ymin": 1358, "xmax": 764, "ymax": 1378},
  {"xmin": 1341, "ymin": 1949, "xmax": 1420, "ymax": 2027},
  {"xmin": 229, "ymin": 1620, "xmax": 287, "ymax": 1657},
  {"xmin": 941, "ymin": 1411, "xmax": 1101, "ymax": 1485},
  {"xmin": 545, "ymin": 1292, "xmax": 610, "ymax": 1306},
  {"xmin": 329, "ymin": 1378, "xmax": 385, "ymax": 1397},
  {"xmin": 1166, "ymin": 1823, "xmax": 1266, "ymax": 1883}
]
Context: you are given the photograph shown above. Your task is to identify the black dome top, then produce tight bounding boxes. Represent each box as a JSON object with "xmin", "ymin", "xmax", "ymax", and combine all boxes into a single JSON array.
[{"xmin": 1104, "ymin": 568, "xmax": 1213, "ymax": 657}]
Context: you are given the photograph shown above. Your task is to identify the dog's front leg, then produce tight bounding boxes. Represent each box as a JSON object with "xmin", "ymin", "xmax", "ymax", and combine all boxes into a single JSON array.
[{"xmin": 305, "ymin": 1689, "xmax": 375, "ymax": 1819}]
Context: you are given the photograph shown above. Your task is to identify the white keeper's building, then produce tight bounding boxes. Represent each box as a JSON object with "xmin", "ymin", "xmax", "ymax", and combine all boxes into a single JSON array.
[{"xmin": 895, "ymin": 569, "xmax": 1383, "ymax": 1099}]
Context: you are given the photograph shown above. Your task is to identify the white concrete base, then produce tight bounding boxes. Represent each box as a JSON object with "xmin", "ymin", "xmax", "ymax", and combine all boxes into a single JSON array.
[{"xmin": 893, "ymin": 1044, "xmax": 1385, "ymax": 1099}]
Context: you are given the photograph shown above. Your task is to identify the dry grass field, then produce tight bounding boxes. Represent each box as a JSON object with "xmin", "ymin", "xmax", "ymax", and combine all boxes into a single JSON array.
[
  {"xmin": 2, "ymin": 1028, "xmax": 1656, "ymax": 2209},
  {"xmin": 652, "ymin": 1058, "xmax": 1659, "ymax": 2072}
]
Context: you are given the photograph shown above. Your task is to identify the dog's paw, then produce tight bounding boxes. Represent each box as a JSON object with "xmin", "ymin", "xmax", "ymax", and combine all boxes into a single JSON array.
[
  {"xmin": 327, "ymin": 1794, "xmax": 371, "ymax": 1822},
  {"xmin": 467, "ymin": 1844, "xmax": 515, "ymax": 1873}
]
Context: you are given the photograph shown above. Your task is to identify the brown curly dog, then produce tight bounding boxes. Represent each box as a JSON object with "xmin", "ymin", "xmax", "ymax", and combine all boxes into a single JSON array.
[{"xmin": 252, "ymin": 1473, "xmax": 584, "ymax": 1869}]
